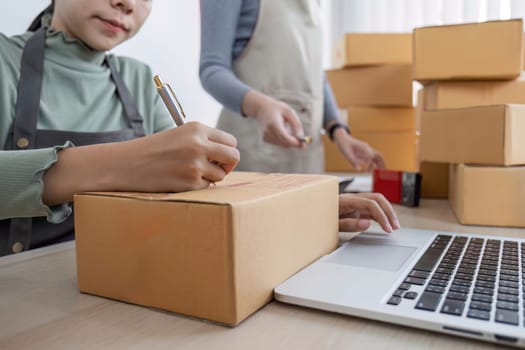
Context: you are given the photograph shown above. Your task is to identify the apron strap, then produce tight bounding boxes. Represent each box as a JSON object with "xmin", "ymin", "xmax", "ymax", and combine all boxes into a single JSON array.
[
  {"xmin": 106, "ymin": 56, "xmax": 146, "ymax": 137},
  {"xmin": 11, "ymin": 27, "xmax": 46, "ymax": 150}
]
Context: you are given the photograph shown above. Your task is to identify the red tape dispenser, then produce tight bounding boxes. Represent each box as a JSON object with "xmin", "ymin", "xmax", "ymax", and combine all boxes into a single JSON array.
[{"xmin": 372, "ymin": 169, "xmax": 422, "ymax": 207}]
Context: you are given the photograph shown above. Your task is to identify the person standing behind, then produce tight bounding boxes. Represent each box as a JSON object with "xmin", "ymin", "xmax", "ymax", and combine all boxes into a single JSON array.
[{"xmin": 199, "ymin": 0, "xmax": 385, "ymax": 174}]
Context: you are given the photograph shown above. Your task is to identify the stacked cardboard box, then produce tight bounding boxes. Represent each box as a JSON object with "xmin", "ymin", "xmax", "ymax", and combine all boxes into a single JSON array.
[
  {"xmin": 325, "ymin": 33, "xmax": 417, "ymax": 172},
  {"xmin": 416, "ymin": 19, "xmax": 525, "ymax": 227}
]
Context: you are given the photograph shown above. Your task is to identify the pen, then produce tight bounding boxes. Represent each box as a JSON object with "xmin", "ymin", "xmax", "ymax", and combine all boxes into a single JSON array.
[
  {"xmin": 153, "ymin": 75, "xmax": 186, "ymax": 126},
  {"xmin": 296, "ymin": 135, "xmax": 312, "ymax": 145}
]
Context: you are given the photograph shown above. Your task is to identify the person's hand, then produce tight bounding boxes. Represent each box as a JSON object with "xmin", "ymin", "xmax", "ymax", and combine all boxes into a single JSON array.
[
  {"xmin": 243, "ymin": 90, "xmax": 305, "ymax": 148},
  {"xmin": 338, "ymin": 193, "xmax": 400, "ymax": 233},
  {"xmin": 42, "ymin": 122, "xmax": 240, "ymax": 205},
  {"xmin": 120, "ymin": 122, "xmax": 240, "ymax": 192},
  {"xmin": 333, "ymin": 129, "xmax": 385, "ymax": 171}
]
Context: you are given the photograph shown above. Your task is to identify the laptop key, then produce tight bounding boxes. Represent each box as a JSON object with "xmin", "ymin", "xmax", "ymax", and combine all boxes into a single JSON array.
[
  {"xmin": 413, "ymin": 247, "xmax": 448, "ymax": 272},
  {"xmin": 408, "ymin": 270, "xmax": 430, "ymax": 279},
  {"xmin": 497, "ymin": 294, "xmax": 519, "ymax": 303},
  {"xmin": 452, "ymin": 279, "xmax": 471, "ymax": 287},
  {"xmin": 476, "ymin": 275, "xmax": 496, "ymax": 282},
  {"xmin": 471, "ymin": 293, "xmax": 493, "ymax": 304},
  {"xmin": 495, "ymin": 309, "xmax": 519, "ymax": 326},
  {"xmin": 387, "ymin": 296, "xmax": 402, "ymax": 306},
  {"xmin": 397, "ymin": 283, "xmax": 411, "ymax": 291},
  {"xmin": 446, "ymin": 292, "xmax": 468, "ymax": 301},
  {"xmin": 449, "ymin": 285, "xmax": 469, "ymax": 294},
  {"xmin": 473, "ymin": 287, "xmax": 494, "ymax": 296},
  {"xmin": 498, "ymin": 287, "xmax": 519, "ymax": 296},
  {"xmin": 393, "ymin": 289, "xmax": 404, "ymax": 297},
  {"xmin": 403, "ymin": 291, "xmax": 418, "ymax": 300},
  {"xmin": 475, "ymin": 280, "xmax": 495, "ymax": 289},
  {"xmin": 428, "ymin": 279, "xmax": 448, "ymax": 287},
  {"xmin": 415, "ymin": 291, "xmax": 442, "ymax": 312},
  {"xmin": 469, "ymin": 301, "xmax": 491, "ymax": 311},
  {"xmin": 441, "ymin": 299, "xmax": 465, "ymax": 316},
  {"xmin": 499, "ymin": 280, "xmax": 517, "ymax": 288},
  {"xmin": 496, "ymin": 301, "xmax": 519, "ymax": 312},
  {"xmin": 500, "ymin": 275, "xmax": 519, "ymax": 282},
  {"xmin": 467, "ymin": 309, "xmax": 490, "ymax": 321},
  {"xmin": 425, "ymin": 285, "xmax": 445, "ymax": 294},
  {"xmin": 404, "ymin": 277, "xmax": 426, "ymax": 285}
]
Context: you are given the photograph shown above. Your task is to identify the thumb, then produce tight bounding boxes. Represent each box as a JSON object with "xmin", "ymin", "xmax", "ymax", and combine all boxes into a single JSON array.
[{"xmin": 282, "ymin": 108, "xmax": 304, "ymax": 138}]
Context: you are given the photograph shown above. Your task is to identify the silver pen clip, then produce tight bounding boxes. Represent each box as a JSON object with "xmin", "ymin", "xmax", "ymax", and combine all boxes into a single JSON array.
[{"xmin": 154, "ymin": 75, "xmax": 186, "ymax": 126}]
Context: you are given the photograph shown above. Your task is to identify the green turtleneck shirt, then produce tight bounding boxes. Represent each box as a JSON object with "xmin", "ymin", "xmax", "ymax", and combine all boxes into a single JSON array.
[{"xmin": 0, "ymin": 29, "xmax": 174, "ymax": 222}]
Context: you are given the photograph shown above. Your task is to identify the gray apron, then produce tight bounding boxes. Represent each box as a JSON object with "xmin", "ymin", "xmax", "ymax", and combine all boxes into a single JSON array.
[
  {"xmin": 0, "ymin": 27, "xmax": 146, "ymax": 256},
  {"xmin": 217, "ymin": 0, "xmax": 325, "ymax": 174}
]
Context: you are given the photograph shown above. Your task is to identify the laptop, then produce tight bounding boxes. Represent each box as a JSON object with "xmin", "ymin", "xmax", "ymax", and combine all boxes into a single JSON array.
[{"xmin": 274, "ymin": 226, "xmax": 525, "ymax": 347}]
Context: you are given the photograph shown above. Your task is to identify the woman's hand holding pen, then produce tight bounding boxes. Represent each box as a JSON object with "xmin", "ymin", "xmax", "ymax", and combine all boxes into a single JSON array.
[
  {"xmin": 333, "ymin": 129, "xmax": 385, "ymax": 172},
  {"xmin": 243, "ymin": 90, "xmax": 305, "ymax": 148},
  {"xmin": 127, "ymin": 122, "xmax": 240, "ymax": 191},
  {"xmin": 42, "ymin": 122, "xmax": 239, "ymax": 205}
]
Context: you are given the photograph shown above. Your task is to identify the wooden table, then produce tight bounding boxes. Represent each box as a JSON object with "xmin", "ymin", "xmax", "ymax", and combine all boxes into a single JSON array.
[{"xmin": 1, "ymin": 199, "xmax": 523, "ymax": 350}]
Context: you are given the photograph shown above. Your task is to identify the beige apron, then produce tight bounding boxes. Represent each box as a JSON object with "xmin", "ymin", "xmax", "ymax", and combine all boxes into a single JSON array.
[{"xmin": 217, "ymin": 0, "xmax": 324, "ymax": 174}]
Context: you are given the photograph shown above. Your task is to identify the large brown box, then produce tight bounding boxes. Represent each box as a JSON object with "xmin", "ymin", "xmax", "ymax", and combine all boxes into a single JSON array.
[
  {"xmin": 422, "ymin": 76, "xmax": 525, "ymax": 110},
  {"xmin": 74, "ymin": 172, "xmax": 339, "ymax": 326},
  {"xmin": 449, "ymin": 164, "xmax": 525, "ymax": 227},
  {"xmin": 420, "ymin": 104, "xmax": 525, "ymax": 165},
  {"xmin": 413, "ymin": 19, "xmax": 523, "ymax": 82},
  {"xmin": 326, "ymin": 64, "xmax": 413, "ymax": 107},
  {"xmin": 323, "ymin": 132, "xmax": 418, "ymax": 172},
  {"xmin": 333, "ymin": 33, "xmax": 412, "ymax": 68}
]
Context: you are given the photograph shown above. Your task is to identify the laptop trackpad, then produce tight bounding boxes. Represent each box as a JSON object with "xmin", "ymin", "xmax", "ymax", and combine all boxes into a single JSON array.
[{"xmin": 325, "ymin": 237, "xmax": 417, "ymax": 272}]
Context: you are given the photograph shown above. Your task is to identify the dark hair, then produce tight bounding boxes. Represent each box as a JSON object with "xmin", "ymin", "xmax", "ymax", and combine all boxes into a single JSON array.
[{"xmin": 27, "ymin": 2, "xmax": 54, "ymax": 32}]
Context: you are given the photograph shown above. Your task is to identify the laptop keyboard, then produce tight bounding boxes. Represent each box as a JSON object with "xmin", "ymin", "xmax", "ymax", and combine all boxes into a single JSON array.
[{"xmin": 387, "ymin": 235, "xmax": 524, "ymax": 327}]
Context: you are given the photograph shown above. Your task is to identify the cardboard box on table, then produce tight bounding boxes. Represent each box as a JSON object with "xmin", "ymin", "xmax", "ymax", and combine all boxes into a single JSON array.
[
  {"xmin": 413, "ymin": 19, "xmax": 523, "ymax": 83},
  {"xmin": 449, "ymin": 164, "xmax": 525, "ymax": 227},
  {"xmin": 326, "ymin": 64, "xmax": 413, "ymax": 107},
  {"xmin": 74, "ymin": 172, "xmax": 339, "ymax": 326},
  {"xmin": 420, "ymin": 104, "xmax": 525, "ymax": 166},
  {"xmin": 333, "ymin": 33, "xmax": 412, "ymax": 68}
]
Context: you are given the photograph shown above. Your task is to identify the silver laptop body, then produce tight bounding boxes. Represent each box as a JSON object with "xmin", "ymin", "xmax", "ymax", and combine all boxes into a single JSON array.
[{"xmin": 275, "ymin": 227, "xmax": 525, "ymax": 348}]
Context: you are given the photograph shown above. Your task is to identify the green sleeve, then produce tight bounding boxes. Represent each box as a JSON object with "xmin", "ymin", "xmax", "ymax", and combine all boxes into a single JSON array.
[{"xmin": 0, "ymin": 142, "xmax": 73, "ymax": 223}]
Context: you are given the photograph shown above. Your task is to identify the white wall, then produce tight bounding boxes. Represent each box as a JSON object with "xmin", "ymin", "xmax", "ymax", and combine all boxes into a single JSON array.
[
  {"xmin": 0, "ymin": 1, "xmax": 221, "ymax": 127},
  {"xmin": 115, "ymin": 2, "xmax": 221, "ymax": 126},
  {"xmin": 332, "ymin": 0, "xmax": 519, "ymax": 36}
]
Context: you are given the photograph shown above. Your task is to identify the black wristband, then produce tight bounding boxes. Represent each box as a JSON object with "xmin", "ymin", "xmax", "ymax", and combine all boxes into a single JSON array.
[{"xmin": 328, "ymin": 123, "xmax": 350, "ymax": 141}]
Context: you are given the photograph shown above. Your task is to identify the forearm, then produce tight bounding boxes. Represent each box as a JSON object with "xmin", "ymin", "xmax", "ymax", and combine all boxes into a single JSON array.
[
  {"xmin": 200, "ymin": 67, "xmax": 251, "ymax": 114},
  {"xmin": 42, "ymin": 142, "xmax": 128, "ymax": 206},
  {"xmin": 242, "ymin": 89, "xmax": 274, "ymax": 118},
  {"xmin": 43, "ymin": 124, "xmax": 241, "ymax": 206}
]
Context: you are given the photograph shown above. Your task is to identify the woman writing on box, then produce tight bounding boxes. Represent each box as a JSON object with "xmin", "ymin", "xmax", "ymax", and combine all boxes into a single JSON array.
[
  {"xmin": 0, "ymin": 0, "xmax": 398, "ymax": 257},
  {"xmin": 0, "ymin": 0, "xmax": 240, "ymax": 256},
  {"xmin": 199, "ymin": 0, "xmax": 386, "ymax": 174}
]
